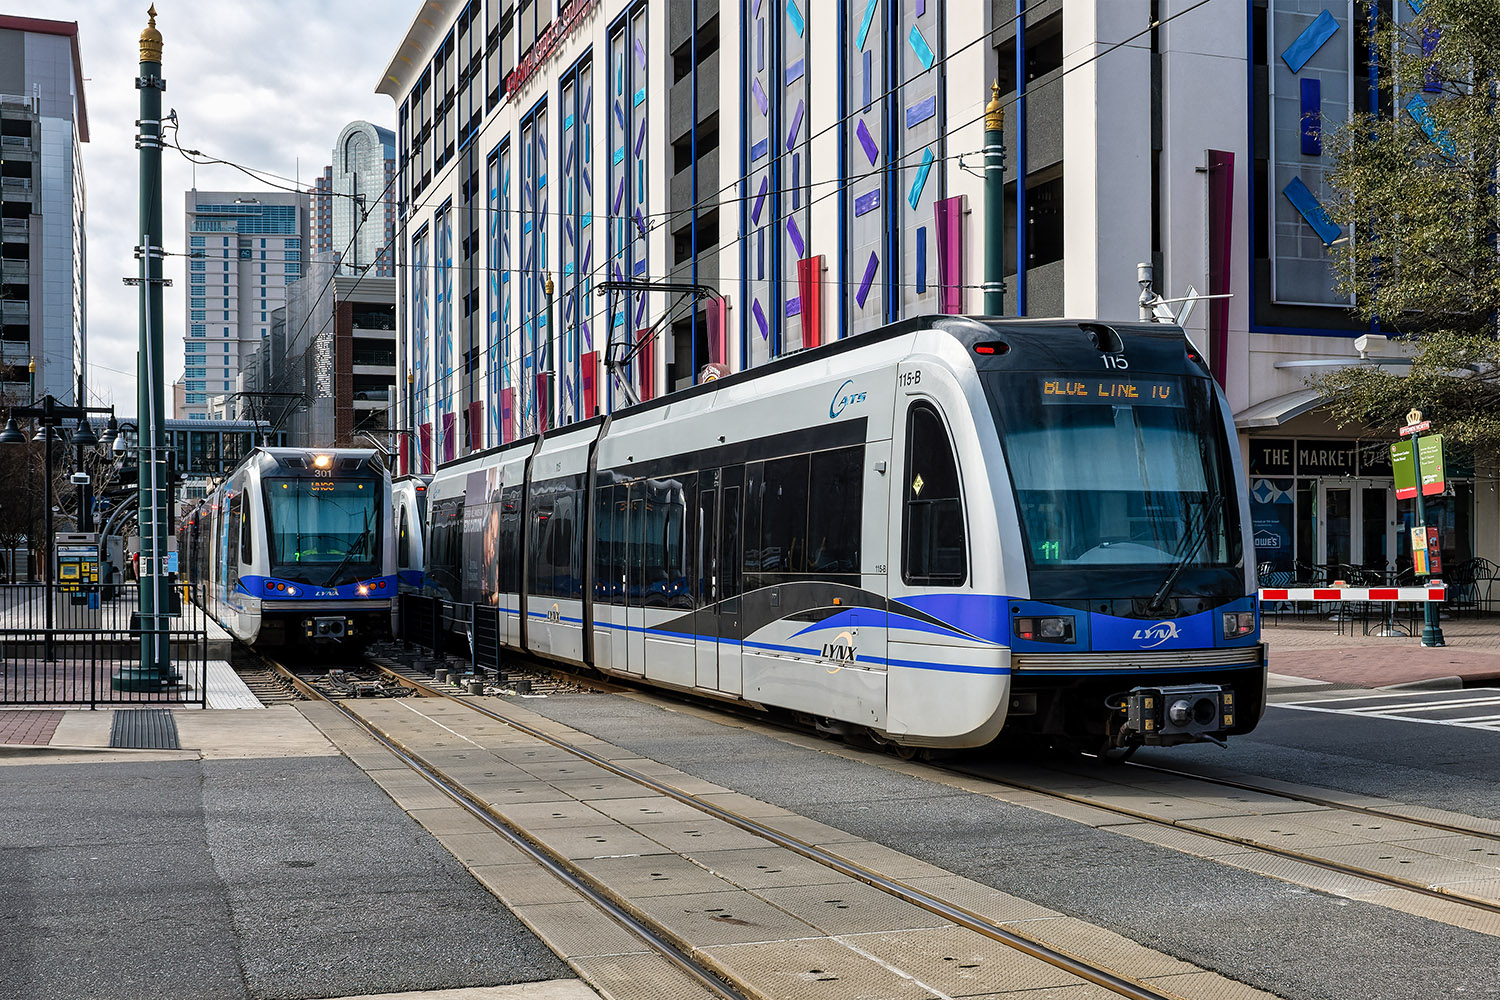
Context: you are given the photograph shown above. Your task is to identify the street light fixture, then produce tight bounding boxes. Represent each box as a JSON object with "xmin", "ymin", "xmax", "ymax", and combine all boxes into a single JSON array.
[{"xmin": 72, "ymin": 416, "xmax": 98, "ymax": 449}]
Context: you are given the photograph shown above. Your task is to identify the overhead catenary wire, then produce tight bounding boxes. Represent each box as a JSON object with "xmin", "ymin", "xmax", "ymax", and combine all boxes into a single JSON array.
[{"xmin": 169, "ymin": 0, "xmax": 1221, "ymax": 422}]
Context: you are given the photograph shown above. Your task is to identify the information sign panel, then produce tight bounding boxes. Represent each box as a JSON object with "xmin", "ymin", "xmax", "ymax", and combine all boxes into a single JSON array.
[
  {"xmin": 1391, "ymin": 439, "xmax": 1417, "ymax": 499},
  {"xmin": 1411, "ymin": 526, "xmax": 1429, "ymax": 575},
  {"xmin": 1418, "ymin": 434, "xmax": 1446, "ymax": 496}
]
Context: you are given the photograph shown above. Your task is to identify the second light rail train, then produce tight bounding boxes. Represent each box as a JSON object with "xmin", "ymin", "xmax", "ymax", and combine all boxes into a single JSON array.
[
  {"xmin": 180, "ymin": 447, "xmax": 395, "ymax": 647},
  {"xmin": 417, "ymin": 316, "xmax": 1264, "ymax": 751}
]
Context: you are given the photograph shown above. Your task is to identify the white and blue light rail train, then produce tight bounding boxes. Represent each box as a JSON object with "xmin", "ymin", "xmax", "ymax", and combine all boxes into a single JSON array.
[
  {"xmin": 393, "ymin": 474, "xmax": 431, "ymax": 594},
  {"xmin": 179, "ymin": 448, "xmax": 396, "ymax": 647},
  {"xmin": 422, "ymin": 317, "xmax": 1265, "ymax": 751}
]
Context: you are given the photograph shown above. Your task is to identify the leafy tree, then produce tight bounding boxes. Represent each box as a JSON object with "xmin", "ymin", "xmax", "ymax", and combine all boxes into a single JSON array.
[{"xmin": 1316, "ymin": 0, "xmax": 1500, "ymax": 451}]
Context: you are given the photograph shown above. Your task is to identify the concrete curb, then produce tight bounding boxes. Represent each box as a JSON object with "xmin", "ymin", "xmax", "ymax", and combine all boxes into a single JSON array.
[{"xmin": 1379, "ymin": 675, "xmax": 1463, "ymax": 692}]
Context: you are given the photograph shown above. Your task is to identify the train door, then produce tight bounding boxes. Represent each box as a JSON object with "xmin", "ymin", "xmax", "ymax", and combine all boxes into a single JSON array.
[
  {"xmin": 694, "ymin": 474, "xmax": 719, "ymax": 688},
  {"xmin": 624, "ymin": 480, "xmax": 646, "ymax": 674},
  {"xmin": 717, "ymin": 468, "xmax": 744, "ymax": 695}
]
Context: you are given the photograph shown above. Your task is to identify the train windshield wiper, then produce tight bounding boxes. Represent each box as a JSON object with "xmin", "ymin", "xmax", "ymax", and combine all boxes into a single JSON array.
[
  {"xmin": 1146, "ymin": 494, "xmax": 1223, "ymax": 615},
  {"xmin": 322, "ymin": 528, "xmax": 372, "ymax": 588}
]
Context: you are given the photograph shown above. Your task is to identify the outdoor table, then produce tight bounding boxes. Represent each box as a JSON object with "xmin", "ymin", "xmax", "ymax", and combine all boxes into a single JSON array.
[{"xmin": 1258, "ymin": 585, "xmax": 1447, "ymax": 636}]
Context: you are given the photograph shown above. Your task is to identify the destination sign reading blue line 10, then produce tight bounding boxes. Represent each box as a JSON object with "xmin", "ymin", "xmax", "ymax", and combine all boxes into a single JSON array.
[{"xmin": 1040, "ymin": 377, "xmax": 1183, "ymax": 407}]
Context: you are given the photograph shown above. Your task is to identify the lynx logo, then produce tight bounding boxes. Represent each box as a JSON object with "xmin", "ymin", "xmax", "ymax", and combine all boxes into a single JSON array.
[
  {"xmin": 821, "ymin": 630, "xmax": 858, "ymax": 672},
  {"xmin": 829, "ymin": 380, "xmax": 867, "ymax": 419},
  {"xmin": 312, "ymin": 588, "xmax": 340, "ymax": 598},
  {"xmin": 1132, "ymin": 621, "xmax": 1181, "ymax": 648},
  {"xmin": 547, "ymin": 603, "xmax": 561, "ymax": 623}
]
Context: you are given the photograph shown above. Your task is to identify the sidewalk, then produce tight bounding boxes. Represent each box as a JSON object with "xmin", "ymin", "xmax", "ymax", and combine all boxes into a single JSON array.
[{"xmin": 1263, "ymin": 610, "xmax": 1500, "ymax": 690}]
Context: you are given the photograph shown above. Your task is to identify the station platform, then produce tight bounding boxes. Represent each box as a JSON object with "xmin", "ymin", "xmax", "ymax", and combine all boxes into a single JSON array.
[{"xmin": 0, "ymin": 587, "xmax": 233, "ymax": 659}]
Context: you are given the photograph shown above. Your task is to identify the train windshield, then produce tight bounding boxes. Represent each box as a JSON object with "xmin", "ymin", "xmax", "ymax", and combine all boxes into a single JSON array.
[
  {"xmin": 264, "ymin": 478, "xmax": 380, "ymax": 583},
  {"xmin": 985, "ymin": 374, "xmax": 1243, "ymax": 600}
]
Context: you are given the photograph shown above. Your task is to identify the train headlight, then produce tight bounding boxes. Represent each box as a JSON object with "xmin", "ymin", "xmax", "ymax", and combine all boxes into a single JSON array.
[
  {"xmin": 313, "ymin": 454, "xmax": 332, "ymax": 469},
  {"xmin": 357, "ymin": 584, "xmax": 369, "ymax": 596},
  {"xmin": 1222, "ymin": 611, "xmax": 1255, "ymax": 639},
  {"xmin": 1014, "ymin": 615, "xmax": 1075, "ymax": 643}
]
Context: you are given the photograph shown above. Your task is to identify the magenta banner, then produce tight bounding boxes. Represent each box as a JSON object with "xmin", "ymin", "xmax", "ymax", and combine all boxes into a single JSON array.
[{"xmin": 1206, "ymin": 151, "xmax": 1235, "ymax": 387}]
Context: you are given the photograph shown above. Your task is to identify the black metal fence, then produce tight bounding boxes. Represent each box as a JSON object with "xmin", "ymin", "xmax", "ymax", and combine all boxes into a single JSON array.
[
  {"xmin": 0, "ymin": 582, "xmax": 208, "ymax": 708},
  {"xmin": 0, "ymin": 581, "xmax": 211, "ymax": 633}
]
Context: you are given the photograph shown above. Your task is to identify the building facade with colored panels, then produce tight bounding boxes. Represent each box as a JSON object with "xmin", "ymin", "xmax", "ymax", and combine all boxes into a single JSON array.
[{"xmin": 376, "ymin": 0, "xmax": 1497, "ymax": 580}]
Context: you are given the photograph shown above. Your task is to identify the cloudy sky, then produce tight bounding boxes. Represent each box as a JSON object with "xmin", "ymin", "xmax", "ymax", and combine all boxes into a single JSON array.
[{"xmin": 11, "ymin": 1, "xmax": 416, "ymax": 412}]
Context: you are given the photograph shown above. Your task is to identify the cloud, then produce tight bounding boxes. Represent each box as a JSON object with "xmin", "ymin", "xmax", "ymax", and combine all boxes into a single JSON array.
[{"xmin": 7, "ymin": 1, "xmax": 412, "ymax": 413}]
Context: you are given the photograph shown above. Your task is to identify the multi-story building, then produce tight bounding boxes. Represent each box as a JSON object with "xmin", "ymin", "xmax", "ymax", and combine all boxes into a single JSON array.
[
  {"xmin": 0, "ymin": 15, "xmax": 87, "ymax": 405},
  {"xmin": 308, "ymin": 121, "xmax": 398, "ymax": 278},
  {"xmin": 309, "ymin": 166, "xmax": 333, "ymax": 259},
  {"xmin": 178, "ymin": 189, "xmax": 310, "ymax": 420},
  {"xmin": 379, "ymin": 0, "xmax": 1496, "ymax": 574},
  {"xmin": 250, "ymin": 255, "xmax": 398, "ymax": 450}
]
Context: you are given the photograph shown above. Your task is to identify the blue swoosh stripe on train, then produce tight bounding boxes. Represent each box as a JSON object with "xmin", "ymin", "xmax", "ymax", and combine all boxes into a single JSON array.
[
  {"xmin": 788, "ymin": 608, "xmax": 993, "ymax": 645},
  {"xmin": 584, "ymin": 628, "xmax": 1007, "ymax": 675}
]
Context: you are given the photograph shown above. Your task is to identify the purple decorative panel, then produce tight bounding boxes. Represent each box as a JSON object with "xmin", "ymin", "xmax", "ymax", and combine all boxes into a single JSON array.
[{"xmin": 934, "ymin": 194, "xmax": 964, "ymax": 314}]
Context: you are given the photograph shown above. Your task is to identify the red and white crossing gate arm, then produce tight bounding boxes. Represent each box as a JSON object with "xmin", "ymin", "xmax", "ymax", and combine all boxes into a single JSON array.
[{"xmin": 1258, "ymin": 586, "xmax": 1446, "ymax": 603}]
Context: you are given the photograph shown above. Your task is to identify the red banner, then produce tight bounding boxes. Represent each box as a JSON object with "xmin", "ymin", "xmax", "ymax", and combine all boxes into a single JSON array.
[
  {"xmin": 581, "ymin": 351, "xmax": 598, "ymax": 417},
  {"xmin": 797, "ymin": 256, "xmax": 824, "ymax": 348}
]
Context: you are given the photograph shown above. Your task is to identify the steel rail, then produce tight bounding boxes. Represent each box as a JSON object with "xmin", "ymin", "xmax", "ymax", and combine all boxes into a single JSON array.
[
  {"xmin": 939, "ymin": 762, "xmax": 1500, "ymax": 918},
  {"xmin": 257, "ymin": 654, "xmax": 750, "ymax": 1000},
  {"xmin": 1115, "ymin": 757, "xmax": 1500, "ymax": 844},
  {"xmin": 364, "ymin": 658, "xmax": 1183, "ymax": 1000}
]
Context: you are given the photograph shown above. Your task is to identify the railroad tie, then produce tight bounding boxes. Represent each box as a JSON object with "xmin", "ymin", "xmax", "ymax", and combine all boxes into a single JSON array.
[{"xmin": 108, "ymin": 708, "xmax": 181, "ymax": 750}]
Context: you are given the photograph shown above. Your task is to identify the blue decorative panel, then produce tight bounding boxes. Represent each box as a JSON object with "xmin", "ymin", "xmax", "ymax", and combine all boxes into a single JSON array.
[
  {"xmin": 1281, "ymin": 9, "xmax": 1339, "ymax": 73},
  {"xmin": 1282, "ymin": 176, "xmax": 1342, "ymax": 245},
  {"xmin": 1405, "ymin": 94, "xmax": 1455, "ymax": 158},
  {"xmin": 1269, "ymin": 0, "xmax": 1353, "ymax": 307},
  {"xmin": 1300, "ymin": 77, "xmax": 1321, "ymax": 156}
]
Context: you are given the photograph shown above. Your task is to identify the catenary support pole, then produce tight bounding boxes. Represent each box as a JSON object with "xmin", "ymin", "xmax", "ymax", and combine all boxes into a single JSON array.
[
  {"xmin": 119, "ymin": 5, "xmax": 172, "ymax": 688},
  {"xmin": 983, "ymin": 81, "xmax": 1006, "ymax": 315}
]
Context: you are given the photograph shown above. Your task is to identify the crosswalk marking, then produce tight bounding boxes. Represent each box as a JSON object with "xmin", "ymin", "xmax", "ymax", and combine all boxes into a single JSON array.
[{"xmin": 1277, "ymin": 688, "xmax": 1500, "ymax": 732}]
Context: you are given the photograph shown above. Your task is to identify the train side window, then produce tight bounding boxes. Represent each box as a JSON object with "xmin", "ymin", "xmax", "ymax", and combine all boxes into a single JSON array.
[
  {"xmin": 903, "ymin": 403, "xmax": 967, "ymax": 586},
  {"xmin": 742, "ymin": 462, "xmax": 763, "ymax": 584},
  {"xmin": 499, "ymin": 486, "xmax": 522, "ymax": 594},
  {"xmin": 761, "ymin": 453, "xmax": 810, "ymax": 574},
  {"xmin": 627, "ymin": 482, "xmax": 646, "ymax": 604},
  {"xmin": 239, "ymin": 495, "xmax": 253, "ymax": 566},
  {"xmin": 696, "ymin": 487, "xmax": 716, "ymax": 607},
  {"xmin": 808, "ymin": 446, "xmax": 863, "ymax": 575},
  {"xmin": 398, "ymin": 505, "xmax": 411, "ymax": 569},
  {"xmin": 720, "ymin": 485, "xmax": 742, "ymax": 604},
  {"xmin": 594, "ymin": 483, "xmax": 613, "ymax": 602},
  {"xmin": 225, "ymin": 493, "xmax": 240, "ymax": 585},
  {"xmin": 529, "ymin": 489, "xmax": 555, "ymax": 599}
]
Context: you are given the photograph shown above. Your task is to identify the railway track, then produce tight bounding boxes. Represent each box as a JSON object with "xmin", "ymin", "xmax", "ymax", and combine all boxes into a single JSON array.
[
  {"xmin": 265, "ymin": 650, "xmax": 1217, "ymax": 1000},
  {"xmin": 361, "ymin": 644, "xmax": 1500, "ymax": 923}
]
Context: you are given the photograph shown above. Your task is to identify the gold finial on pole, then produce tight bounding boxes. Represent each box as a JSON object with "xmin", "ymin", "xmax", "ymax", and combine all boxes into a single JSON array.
[
  {"xmin": 985, "ymin": 80, "xmax": 1004, "ymax": 132},
  {"xmin": 140, "ymin": 5, "xmax": 163, "ymax": 63}
]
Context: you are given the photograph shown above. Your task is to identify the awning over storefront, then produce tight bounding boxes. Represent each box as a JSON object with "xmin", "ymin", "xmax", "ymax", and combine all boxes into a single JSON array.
[{"xmin": 1233, "ymin": 388, "xmax": 1327, "ymax": 429}]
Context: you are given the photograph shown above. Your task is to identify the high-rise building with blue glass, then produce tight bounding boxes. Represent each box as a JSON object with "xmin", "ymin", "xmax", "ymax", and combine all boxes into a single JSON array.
[{"xmin": 177, "ymin": 190, "xmax": 310, "ymax": 420}]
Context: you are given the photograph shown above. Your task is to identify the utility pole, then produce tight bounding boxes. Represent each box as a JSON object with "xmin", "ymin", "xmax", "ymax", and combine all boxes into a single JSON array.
[
  {"xmin": 983, "ymin": 81, "xmax": 1006, "ymax": 316},
  {"xmin": 118, "ymin": 5, "xmax": 172, "ymax": 688}
]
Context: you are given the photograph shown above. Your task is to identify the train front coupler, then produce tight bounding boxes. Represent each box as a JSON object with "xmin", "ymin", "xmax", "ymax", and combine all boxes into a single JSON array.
[{"xmin": 1116, "ymin": 682, "xmax": 1237, "ymax": 748}]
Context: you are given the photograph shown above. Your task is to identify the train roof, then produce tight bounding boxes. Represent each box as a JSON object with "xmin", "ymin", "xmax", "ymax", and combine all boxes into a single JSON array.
[{"xmin": 432, "ymin": 315, "xmax": 1197, "ymax": 477}]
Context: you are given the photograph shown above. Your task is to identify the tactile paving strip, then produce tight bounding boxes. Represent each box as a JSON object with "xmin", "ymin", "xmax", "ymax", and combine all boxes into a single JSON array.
[
  {"xmin": 108, "ymin": 708, "xmax": 179, "ymax": 749},
  {"xmin": 570, "ymin": 952, "xmax": 724, "ymax": 1000},
  {"xmin": 703, "ymin": 937, "xmax": 935, "ymax": 1000},
  {"xmin": 838, "ymin": 924, "xmax": 1082, "ymax": 996},
  {"xmin": 755, "ymin": 881, "xmax": 951, "ymax": 936}
]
